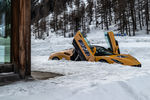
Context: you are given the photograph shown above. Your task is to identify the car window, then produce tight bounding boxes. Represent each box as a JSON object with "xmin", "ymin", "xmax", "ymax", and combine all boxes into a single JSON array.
[
  {"xmin": 94, "ymin": 46, "xmax": 114, "ymax": 56},
  {"xmin": 78, "ymin": 40, "xmax": 90, "ymax": 56},
  {"xmin": 104, "ymin": 32, "xmax": 111, "ymax": 49}
]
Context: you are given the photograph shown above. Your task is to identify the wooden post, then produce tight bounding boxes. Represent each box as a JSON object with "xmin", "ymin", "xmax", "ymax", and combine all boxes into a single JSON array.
[
  {"xmin": 12, "ymin": 0, "xmax": 31, "ymax": 78},
  {"xmin": 19, "ymin": 0, "xmax": 31, "ymax": 78},
  {"xmin": 12, "ymin": 0, "xmax": 19, "ymax": 74},
  {"xmin": 25, "ymin": 0, "xmax": 31, "ymax": 77}
]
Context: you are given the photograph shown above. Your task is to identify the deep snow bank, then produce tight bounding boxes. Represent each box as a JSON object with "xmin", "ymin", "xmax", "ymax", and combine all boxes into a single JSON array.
[{"xmin": 0, "ymin": 29, "xmax": 150, "ymax": 100}]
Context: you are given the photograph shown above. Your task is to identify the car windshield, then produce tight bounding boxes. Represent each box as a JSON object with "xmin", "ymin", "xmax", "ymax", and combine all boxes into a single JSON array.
[{"xmin": 94, "ymin": 46, "xmax": 114, "ymax": 56}]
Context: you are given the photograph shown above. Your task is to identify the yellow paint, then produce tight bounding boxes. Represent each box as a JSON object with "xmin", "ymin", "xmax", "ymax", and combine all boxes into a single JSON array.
[{"xmin": 49, "ymin": 31, "xmax": 141, "ymax": 67}]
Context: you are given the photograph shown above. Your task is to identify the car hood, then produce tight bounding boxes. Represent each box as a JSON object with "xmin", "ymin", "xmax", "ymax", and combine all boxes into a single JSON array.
[{"xmin": 110, "ymin": 54, "xmax": 141, "ymax": 66}]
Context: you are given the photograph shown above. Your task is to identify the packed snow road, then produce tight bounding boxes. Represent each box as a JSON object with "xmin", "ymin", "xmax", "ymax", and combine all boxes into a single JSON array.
[{"xmin": 0, "ymin": 30, "xmax": 150, "ymax": 100}]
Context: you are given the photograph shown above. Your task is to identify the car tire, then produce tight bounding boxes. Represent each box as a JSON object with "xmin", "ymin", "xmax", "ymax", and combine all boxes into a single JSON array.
[
  {"xmin": 99, "ymin": 59, "xmax": 108, "ymax": 63},
  {"xmin": 52, "ymin": 57, "xmax": 60, "ymax": 60}
]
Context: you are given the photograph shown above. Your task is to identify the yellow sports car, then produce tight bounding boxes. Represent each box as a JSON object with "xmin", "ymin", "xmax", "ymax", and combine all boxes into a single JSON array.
[{"xmin": 49, "ymin": 31, "xmax": 141, "ymax": 67}]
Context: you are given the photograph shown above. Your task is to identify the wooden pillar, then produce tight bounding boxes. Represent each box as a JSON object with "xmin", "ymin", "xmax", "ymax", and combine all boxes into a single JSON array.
[
  {"xmin": 12, "ymin": 0, "xmax": 19, "ymax": 74},
  {"xmin": 19, "ymin": 0, "xmax": 31, "ymax": 78},
  {"xmin": 24, "ymin": 0, "xmax": 31, "ymax": 77},
  {"xmin": 12, "ymin": 0, "xmax": 31, "ymax": 78}
]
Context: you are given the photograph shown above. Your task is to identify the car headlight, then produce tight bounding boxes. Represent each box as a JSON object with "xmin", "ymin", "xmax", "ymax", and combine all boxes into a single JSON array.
[{"xmin": 111, "ymin": 59, "xmax": 123, "ymax": 64}]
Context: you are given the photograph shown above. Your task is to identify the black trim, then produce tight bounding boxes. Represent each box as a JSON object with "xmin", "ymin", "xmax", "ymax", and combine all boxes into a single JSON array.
[
  {"xmin": 99, "ymin": 59, "xmax": 108, "ymax": 63},
  {"xmin": 70, "ymin": 49, "xmax": 79, "ymax": 61},
  {"xmin": 111, "ymin": 59, "xmax": 123, "ymax": 64},
  {"xmin": 115, "ymin": 40, "xmax": 120, "ymax": 54},
  {"xmin": 132, "ymin": 64, "xmax": 142, "ymax": 67},
  {"xmin": 52, "ymin": 57, "xmax": 60, "ymax": 60},
  {"xmin": 64, "ymin": 52, "xmax": 70, "ymax": 56},
  {"xmin": 72, "ymin": 39, "xmax": 86, "ymax": 61}
]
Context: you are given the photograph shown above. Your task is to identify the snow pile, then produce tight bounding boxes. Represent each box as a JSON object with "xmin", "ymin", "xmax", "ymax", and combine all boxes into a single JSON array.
[{"xmin": 0, "ymin": 29, "xmax": 150, "ymax": 100}]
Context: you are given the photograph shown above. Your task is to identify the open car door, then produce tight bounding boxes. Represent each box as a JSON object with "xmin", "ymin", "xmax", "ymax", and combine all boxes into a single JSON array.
[
  {"xmin": 105, "ymin": 31, "xmax": 120, "ymax": 54},
  {"xmin": 72, "ymin": 31, "xmax": 95, "ymax": 61}
]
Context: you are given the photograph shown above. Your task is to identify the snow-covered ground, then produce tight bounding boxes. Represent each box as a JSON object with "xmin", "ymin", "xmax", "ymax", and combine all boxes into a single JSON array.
[{"xmin": 0, "ymin": 29, "xmax": 150, "ymax": 100}]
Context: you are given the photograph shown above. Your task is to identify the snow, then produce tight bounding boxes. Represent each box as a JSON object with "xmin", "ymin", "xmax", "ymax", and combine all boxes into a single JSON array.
[{"xmin": 0, "ymin": 29, "xmax": 150, "ymax": 100}]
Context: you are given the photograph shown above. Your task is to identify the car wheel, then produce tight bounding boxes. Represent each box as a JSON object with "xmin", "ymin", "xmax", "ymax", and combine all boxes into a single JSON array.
[
  {"xmin": 52, "ymin": 57, "xmax": 60, "ymax": 60},
  {"xmin": 99, "ymin": 59, "xmax": 108, "ymax": 63}
]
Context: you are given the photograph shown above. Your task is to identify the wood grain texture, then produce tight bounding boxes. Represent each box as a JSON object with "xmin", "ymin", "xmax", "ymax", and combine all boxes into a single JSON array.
[
  {"xmin": 11, "ymin": 0, "xmax": 31, "ymax": 78},
  {"xmin": 25, "ymin": 0, "xmax": 31, "ymax": 76},
  {"xmin": 12, "ymin": 0, "xmax": 19, "ymax": 74},
  {"xmin": 19, "ymin": 0, "xmax": 31, "ymax": 78}
]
